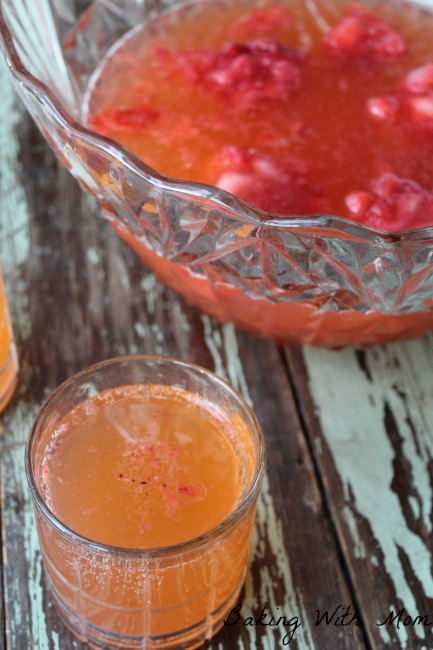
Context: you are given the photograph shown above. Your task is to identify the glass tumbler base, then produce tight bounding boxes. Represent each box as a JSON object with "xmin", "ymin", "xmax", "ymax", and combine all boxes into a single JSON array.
[{"xmin": 49, "ymin": 579, "xmax": 243, "ymax": 650}]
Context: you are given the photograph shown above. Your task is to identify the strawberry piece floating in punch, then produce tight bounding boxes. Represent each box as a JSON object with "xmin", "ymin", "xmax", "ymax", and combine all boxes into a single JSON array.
[
  {"xmin": 345, "ymin": 173, "xmax": 433, "ymax": 231},
  {"xmin": 367, "ymin": 63, "xmax": 433, "ymax": 128},
  {"xmin": 366, "ymin": 95, "xmax": 400, "ymax": 123},
  {"xmin": 173, "ymin": 38, "xmax": 304, "ymax": 105},
  {"xmin": 211, "ymin": 145, "xmax": 322, "ymax": 215},
  {"xmin": 325, "ymin": 6, "xmax": 407, "ymax": 60},
  {"xmin": 402, "ymin": 63, "xmax": 433, "ymax": 126}
]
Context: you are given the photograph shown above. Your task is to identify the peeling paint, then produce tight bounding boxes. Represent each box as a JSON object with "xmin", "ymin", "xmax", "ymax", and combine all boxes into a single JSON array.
[
  {"xmin": 303, "ymin": 343, "xmax": 433, "ymax": 646},
  {"xmin": 2, "ymin": 401, "xmax": 51, "ymax": 649},
  {"xmin": 314, "ymin": 437, "xmax": 323, "ymax": 455},
  {"xmin": 134, "ymin": 321, "xmax": 147, "ymax": 338},
  {"xmin": 203, "ymin": 318, "xmax": 314, "ymax": 649},
  {"xmin": 0, "ymin": 60, "xmax": 31, "ymax": 276},
  {"xmin": 202, "ymin": 319, "xmax": 252, "ymax": 405},
  {"xmin": 408, "ymin": 495, "xmax": 420, "ymax": 520},
  {"xmin": 0, "ymin": 66, "xmax": 56, "ymax": 649},
  {"xmin": 150, "ymin": 322, "xmax": 164, "ymax": 343},
  {"xmin": 343, "ymin": 506, "xmax": 366, "ymax": 560},
  {"xmin": 171, "ymin": 301, "xmax": 191, "ymax": 333},
  {"xmin": 86, "ymin": 247, "xmax": 101, "ymax": 266},
  {"xmin": 0, "ymin": 62, "xmax": 32, "ymax": 345},
  {"xmin": 251, "ymin": 473, "xmax": 314, "ymax": 649},
  {"xmin": 222, "ymin": 324, "xmax": 252, "ymax": 406},
  {"xmin": 140, "ymin": 274, "xmax": 158, "ymax": 315},
  {"xmin": 114, "ymin": 256, "xmax": 131, "ymax": 291},
  {"xmin": 202, "ymin": 316, "xmax": 226, "ymax": 381}
]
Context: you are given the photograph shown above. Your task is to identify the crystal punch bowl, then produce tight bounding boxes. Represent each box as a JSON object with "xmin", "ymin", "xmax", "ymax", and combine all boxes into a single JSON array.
[{"xmin": 2, "ymin": 0, "xmax": 433, "ymax": 347}]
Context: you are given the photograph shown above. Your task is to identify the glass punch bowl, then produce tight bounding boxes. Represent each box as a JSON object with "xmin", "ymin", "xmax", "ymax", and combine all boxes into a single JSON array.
[{"xmin": 2, "ymin": 0, "xmax": 433, "ymax": 348}]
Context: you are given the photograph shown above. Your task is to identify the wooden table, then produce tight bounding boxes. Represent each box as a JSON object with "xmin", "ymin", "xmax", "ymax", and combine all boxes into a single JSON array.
[{"xmin": 1, "ymin": 60, "xmax": 432, "ymax": 650}]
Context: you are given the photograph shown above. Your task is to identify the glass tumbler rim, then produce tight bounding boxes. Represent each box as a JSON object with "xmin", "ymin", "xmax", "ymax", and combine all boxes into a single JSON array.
[{"xmin": 25, "ymin": 353, "xmax": 266, "ymax": 559}]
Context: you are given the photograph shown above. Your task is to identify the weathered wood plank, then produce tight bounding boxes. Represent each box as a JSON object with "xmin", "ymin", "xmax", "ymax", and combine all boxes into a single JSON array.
[
  {"xmin": 0, "ymin": 66, "xmax": 368, "ymax": 649},
  {"xmin": 0, "ymin": 53, "xmax": 32, "ymax": 650},
  {"xmin": 285, "ymin": 342, "xmax": 433, "ymax": 650},
  {"xmin": 199, "ymin": 322, "xmax": 368, "ymax": 649}
]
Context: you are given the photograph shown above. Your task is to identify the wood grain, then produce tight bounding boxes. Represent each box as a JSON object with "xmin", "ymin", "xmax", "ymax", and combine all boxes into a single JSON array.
[
  {"xmin": 285, "ymin": 343, "xmax": 433, "ymax": 650},
  {"xmin": 0, "ymin": 63, "xmax": 368, "ymax": 649}
]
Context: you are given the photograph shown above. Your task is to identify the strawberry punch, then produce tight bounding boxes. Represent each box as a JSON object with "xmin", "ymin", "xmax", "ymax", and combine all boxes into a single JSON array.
[
  {"xmin": 85, "ymin": 0, "xmax": 433, "ymax": 232},
  {"xmin": 77, "ymin": 0, "xmax": 433, "ymax": 346}
]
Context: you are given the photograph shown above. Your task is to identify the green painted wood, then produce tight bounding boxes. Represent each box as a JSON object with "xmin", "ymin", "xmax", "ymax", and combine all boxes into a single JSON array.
[
  {"xmin": 0, "ymin": 63, "xmax": 366, "ymax": 650},
  {"xmin": 285, "ymin": 343, "xmax": 433, "ymax": 650}
]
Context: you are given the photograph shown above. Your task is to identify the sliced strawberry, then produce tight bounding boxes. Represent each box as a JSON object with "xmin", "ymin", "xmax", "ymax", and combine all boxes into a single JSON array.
[
  {"xmin": 211, "ymin": 145, "xmax": 320, "ymax": 215},
  {"xmin": 395, "ymin": 63, "xmax": 433, "ymax": 129},
  {"xmin": 403, "ymin": 63, "xmax": 433, "ymax": 94},
  {"xmin": 366, "ymin": 63, "xmax": 433, "ymax": 130},
  {"xmin": 345, "ymin": 191, "xmax": 373, "ymax": 218},
  {"xmin": 325, "ymin": 8, "xmax": 406, "ymax": 61},
  {"xmin": 408, "ymin": 95, "xmax": 433, "ymax": 121},
  {"xmin": 346, "ymin": 173, "xmax": 433, "ymax": 230},
  {"xmin": 174, "ymin": 38, "xmax": 304, "ymax": 106},
  {"xmin": 367, "ymin": 95, "xmax": 399, "ymax": 122}
]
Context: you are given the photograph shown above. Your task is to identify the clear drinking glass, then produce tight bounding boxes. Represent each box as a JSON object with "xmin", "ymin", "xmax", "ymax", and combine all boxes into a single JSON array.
[
  {"xmin": 2, "ymin": 0, "xmax": 433, "ymax": 347},
  {"xmin": 26, "ymin": 355, "xmax": 265, "ymax": 650}
]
